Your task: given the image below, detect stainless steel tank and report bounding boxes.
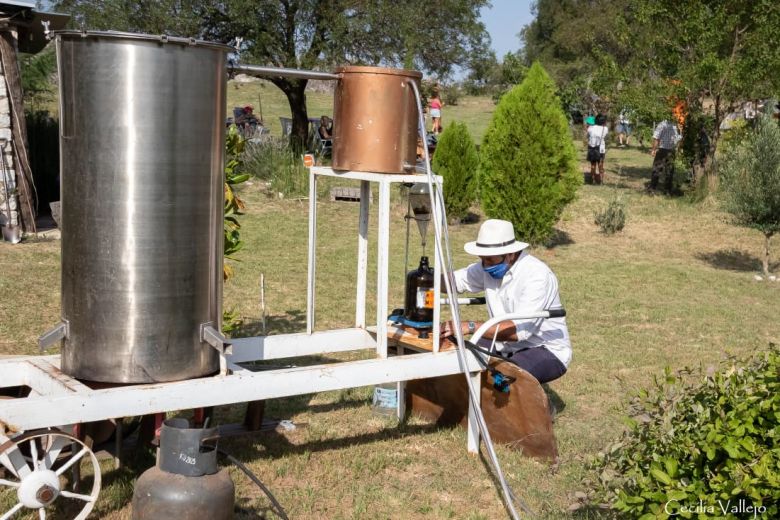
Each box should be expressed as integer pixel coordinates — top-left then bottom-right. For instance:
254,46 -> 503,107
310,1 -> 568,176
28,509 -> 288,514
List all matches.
55,31 -> 230,383
332,66 -> 422,174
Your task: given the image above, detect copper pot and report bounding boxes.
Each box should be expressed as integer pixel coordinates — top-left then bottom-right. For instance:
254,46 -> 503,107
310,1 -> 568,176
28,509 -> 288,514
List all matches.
332,66 -> 422,174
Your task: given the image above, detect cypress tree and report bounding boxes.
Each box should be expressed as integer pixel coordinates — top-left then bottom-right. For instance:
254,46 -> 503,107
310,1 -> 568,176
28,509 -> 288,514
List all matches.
479,62 -> 580,244
432,121 -> 479,222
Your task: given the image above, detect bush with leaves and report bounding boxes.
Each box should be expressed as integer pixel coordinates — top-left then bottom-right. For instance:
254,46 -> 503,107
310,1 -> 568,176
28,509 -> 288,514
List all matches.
479,62 -> 580,244
432,121 -> 478,222
242,138 -> 309,198
224,126 -> 250,280
718,109 -> 780,277
587,346 -> 780,518
594,195 -> 626,235
222,126 -> 251,334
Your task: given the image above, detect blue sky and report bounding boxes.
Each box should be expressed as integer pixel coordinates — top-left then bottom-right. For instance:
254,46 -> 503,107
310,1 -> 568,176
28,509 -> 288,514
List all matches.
481,0 -> 534,59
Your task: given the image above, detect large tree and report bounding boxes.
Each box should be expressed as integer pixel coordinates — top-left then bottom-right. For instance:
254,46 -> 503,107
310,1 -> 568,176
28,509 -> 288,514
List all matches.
522,0 -> 780,186
55,0 -> 491,147
624,0 -> 780,184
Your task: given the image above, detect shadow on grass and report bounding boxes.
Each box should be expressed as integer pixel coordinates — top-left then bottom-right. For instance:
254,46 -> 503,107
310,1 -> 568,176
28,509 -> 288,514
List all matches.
55,445 -> 156,519
542,385 -> 567,417
570,504 -> 617,518
696,249 -> 779,272
545,229 -> 575,249
263,390 -> 370,418
222,420 -> 444,460
235,309 -> 307,336
612,165 -> 650,182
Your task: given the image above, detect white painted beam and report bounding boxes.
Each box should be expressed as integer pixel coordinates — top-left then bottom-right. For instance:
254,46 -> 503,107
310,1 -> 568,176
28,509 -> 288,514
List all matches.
0,351 -> 483,431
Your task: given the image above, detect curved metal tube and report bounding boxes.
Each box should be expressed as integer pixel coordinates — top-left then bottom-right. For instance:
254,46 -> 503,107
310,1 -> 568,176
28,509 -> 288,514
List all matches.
229,63 -> 340,81
470,310 -> 565,345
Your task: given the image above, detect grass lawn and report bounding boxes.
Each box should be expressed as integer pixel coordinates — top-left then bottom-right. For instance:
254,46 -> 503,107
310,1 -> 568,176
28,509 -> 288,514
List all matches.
2,90 -> 778,518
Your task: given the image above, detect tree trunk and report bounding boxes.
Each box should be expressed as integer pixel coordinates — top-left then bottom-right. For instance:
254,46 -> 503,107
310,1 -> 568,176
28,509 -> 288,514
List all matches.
764,232 -> 773,277
0,32 -> 36,232
271,78 -> 310,152
704,95 -> 723,193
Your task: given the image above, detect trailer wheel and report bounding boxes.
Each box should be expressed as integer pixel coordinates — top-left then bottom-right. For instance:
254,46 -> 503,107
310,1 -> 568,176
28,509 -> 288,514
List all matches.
0,429 -> 101,519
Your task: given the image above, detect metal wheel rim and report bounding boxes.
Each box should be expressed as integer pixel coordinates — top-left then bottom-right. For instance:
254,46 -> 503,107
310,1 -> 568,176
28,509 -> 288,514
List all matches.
0,429 -> 101,520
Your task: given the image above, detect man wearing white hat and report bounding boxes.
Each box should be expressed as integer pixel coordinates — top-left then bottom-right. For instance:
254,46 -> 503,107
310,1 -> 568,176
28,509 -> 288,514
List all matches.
441,219 -> 571,384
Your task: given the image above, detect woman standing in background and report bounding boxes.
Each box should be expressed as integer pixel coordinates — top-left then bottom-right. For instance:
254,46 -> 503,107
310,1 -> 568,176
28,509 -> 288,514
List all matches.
429,89 -> 443,134
586,114 -> 609,185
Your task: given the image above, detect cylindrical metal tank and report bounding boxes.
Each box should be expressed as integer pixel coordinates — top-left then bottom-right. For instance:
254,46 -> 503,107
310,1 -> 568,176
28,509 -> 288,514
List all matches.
332,66 -> 422,174
55,31 -> 230,383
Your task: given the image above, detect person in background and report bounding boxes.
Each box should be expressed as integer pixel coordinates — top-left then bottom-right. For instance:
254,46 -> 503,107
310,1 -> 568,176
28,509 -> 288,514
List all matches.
440,219 -> 571,384
235,105 -> 258,136
429,89 -> 443,134
616,110 -> 632,147
318,115 -> 333,139
649,119 -> 682,194
586,114 -> 609,185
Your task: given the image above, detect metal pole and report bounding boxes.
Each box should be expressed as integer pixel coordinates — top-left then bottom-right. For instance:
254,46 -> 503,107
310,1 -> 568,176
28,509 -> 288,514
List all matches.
230,63 -> 340,81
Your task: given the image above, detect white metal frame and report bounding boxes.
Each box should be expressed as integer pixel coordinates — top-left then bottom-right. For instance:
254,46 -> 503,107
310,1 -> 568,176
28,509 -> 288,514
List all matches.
0,167 -> 483,455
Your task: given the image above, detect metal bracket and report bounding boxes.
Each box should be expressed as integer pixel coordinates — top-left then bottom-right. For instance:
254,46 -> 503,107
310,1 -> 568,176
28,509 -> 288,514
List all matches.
200,323 -> 233,356
38,321 -> 69,352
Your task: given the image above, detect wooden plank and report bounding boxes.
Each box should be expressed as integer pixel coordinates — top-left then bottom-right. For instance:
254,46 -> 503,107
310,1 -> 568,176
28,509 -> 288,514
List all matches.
387,324 -> 455,352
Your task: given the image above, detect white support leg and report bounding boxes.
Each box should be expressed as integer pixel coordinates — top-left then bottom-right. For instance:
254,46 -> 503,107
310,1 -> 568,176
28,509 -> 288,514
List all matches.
355,180 -> 370,329
396,346 -> 406,420
432,181 -> 442,353
467,370 -> 482,453
307,171 -> 318,334
376,181 -> 391,358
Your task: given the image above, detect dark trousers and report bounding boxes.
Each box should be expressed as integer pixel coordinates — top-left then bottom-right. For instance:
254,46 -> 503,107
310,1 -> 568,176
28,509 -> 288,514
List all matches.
503,346 -> 567,384
651,148 -> 675,192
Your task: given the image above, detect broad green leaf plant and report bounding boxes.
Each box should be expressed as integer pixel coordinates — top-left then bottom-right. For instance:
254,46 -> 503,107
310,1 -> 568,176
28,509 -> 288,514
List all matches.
589,346 -> 780,518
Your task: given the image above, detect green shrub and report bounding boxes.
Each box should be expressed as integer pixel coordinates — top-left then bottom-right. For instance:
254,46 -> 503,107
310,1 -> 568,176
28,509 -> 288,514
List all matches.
594,196 -> 626,235
718,109 -> 780,276
432,121 -> 478,222
479,62 -> 580,244
242,137 -> 309,198
224,126 -> 251,279
442,85 -> 461,107
588,346 -> 780,518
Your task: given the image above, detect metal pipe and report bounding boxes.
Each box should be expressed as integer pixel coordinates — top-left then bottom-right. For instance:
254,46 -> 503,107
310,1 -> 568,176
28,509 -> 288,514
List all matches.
229,63 -> 340,81
441,297 -> 486,306
408,79 -> 529,520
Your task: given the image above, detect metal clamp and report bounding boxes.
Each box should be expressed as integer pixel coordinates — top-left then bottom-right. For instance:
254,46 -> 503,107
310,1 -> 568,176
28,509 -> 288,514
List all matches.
200,323 -> 233,356
38,321 -> 69,352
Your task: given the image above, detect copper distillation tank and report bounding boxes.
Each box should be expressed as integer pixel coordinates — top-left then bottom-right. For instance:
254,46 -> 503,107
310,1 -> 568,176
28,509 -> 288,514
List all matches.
390,183 -> 434,337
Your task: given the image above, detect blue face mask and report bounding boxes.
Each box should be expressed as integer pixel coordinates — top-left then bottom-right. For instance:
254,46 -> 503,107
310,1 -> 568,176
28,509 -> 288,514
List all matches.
483,262 -> 509,279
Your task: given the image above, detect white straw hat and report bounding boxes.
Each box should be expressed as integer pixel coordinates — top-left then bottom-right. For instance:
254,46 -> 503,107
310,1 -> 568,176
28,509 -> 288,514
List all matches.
464,219 -> 529,256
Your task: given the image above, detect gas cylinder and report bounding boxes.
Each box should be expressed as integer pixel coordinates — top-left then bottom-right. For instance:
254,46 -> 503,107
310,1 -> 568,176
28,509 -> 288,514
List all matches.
404,256 -> 435,325
132,419 -> 234,519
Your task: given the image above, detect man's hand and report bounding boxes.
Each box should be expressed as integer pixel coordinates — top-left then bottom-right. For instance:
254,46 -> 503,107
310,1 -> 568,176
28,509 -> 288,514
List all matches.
440,319 -> 479,339
440,320 -> 455,339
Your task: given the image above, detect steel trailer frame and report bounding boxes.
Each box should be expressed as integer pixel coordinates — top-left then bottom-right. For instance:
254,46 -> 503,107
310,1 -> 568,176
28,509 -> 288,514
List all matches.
0,168 -> 484,518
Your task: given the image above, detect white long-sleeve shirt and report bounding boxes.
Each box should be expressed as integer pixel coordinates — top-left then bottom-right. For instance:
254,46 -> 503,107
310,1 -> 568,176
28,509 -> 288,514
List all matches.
452,251 -> 572,367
